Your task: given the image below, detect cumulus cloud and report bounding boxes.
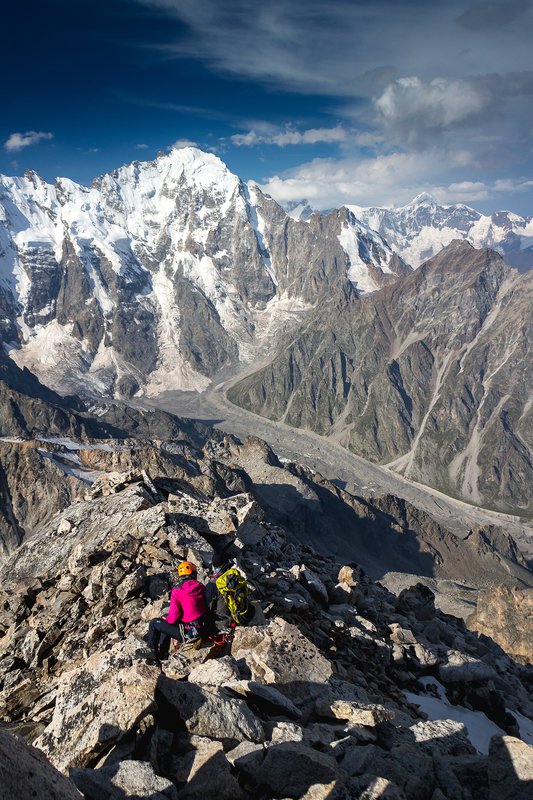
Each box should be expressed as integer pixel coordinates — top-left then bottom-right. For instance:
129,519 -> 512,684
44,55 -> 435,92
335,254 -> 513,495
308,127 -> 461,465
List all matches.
260,151 -> 442,209
259,150 -> 533,210
4,131 -> 53,152
231,124 -> 348,147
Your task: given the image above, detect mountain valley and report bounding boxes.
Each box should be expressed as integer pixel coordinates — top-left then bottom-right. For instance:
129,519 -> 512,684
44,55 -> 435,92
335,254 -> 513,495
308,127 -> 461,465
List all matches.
1,148 -> 532,798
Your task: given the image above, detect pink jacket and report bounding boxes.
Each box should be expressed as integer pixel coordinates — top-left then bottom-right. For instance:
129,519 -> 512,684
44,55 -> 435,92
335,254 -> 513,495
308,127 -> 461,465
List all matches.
165,578 -> 208,625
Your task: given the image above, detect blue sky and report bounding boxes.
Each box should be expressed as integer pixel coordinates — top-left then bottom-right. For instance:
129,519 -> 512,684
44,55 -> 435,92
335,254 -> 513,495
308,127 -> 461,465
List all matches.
2,0 -> 533,214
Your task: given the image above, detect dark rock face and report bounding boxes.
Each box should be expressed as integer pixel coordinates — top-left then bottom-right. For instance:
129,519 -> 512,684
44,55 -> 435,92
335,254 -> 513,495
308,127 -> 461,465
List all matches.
230,241 -> 533,512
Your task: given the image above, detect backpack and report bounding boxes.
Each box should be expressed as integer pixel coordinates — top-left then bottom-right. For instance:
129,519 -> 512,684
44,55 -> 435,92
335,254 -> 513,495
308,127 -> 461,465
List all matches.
215,568 -> 252,625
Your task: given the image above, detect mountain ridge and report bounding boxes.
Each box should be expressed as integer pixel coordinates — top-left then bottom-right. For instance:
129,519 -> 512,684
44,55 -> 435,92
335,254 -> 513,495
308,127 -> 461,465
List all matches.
0,148 -> 407,399
228,241 -> 533,512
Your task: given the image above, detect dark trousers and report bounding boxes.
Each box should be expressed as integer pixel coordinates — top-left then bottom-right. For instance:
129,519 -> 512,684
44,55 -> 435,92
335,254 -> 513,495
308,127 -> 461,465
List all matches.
147,618 -> 185,658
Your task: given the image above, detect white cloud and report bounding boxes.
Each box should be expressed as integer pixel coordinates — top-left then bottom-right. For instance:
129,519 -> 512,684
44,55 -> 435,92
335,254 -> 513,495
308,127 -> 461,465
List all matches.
231,124 -> 348,147
4,131 -> 54,152
136,143 -> 149,149
169,138 -> 198,150
259,150 -> 533,210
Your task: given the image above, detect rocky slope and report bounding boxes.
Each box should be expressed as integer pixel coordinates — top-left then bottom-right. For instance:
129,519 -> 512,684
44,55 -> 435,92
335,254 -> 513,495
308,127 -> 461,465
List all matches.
0,149 -> 407,399
347,193 -> 533,271
229,241 -> 533,513
0,452 -> 532,799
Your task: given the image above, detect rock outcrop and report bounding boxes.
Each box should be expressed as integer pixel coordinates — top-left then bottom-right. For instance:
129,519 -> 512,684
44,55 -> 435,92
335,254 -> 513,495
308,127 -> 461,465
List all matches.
468,585 -> 533,664
0,455 -> 532,799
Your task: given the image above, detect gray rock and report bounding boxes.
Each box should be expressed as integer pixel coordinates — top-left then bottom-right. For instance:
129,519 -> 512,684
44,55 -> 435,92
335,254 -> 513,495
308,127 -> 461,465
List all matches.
438,650 -> 497,684
315,698 -> 395,727
231,617 -> 333,703
70,760 -> 178,799
173,740 -> 241,800
157,676 -> 264,744
409,719 -> 476,756
349,774 -> 407,799
488,735 -> 533,800
340,743 -> 378,777
187,656 -> 241,687
254,742 -> 340,798
226,740 -> 266,779
0,727 -> 83,800
34,639 -> 160,771
227,679 -> 302,718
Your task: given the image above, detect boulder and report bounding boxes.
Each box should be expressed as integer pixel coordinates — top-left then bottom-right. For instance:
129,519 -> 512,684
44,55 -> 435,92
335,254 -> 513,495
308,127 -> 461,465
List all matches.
299,565 -> 329,605
338,566 -> 361,587
254,742 -> 340,798
34,639 -> 160,771
362,745 -> 435,799
395,584 -> 436,621
157,676 -> 264,745
488,735 -> 533,800
438,650 -> 497,684
433,753 -> 489,800
70,760 -> 178,799
408,719 -> 476,756
231,617 -> 334,703
187,656 -> 241,687
0,728 -> 83,800
315,698 -> 395,727
349,775 -> 406,799
226,740 -> 266,778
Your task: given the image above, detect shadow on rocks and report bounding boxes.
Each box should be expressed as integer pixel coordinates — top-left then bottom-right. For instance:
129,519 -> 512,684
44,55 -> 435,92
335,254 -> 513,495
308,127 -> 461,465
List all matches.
64,667 -> 533,800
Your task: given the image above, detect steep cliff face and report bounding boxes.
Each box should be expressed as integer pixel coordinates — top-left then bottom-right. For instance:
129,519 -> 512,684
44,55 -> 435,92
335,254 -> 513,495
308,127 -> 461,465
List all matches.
229,241 -> 533,512
0,149 -> 407,398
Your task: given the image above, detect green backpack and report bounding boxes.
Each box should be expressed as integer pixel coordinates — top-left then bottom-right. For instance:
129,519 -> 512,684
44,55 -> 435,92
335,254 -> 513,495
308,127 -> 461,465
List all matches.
215,568 -> 252,625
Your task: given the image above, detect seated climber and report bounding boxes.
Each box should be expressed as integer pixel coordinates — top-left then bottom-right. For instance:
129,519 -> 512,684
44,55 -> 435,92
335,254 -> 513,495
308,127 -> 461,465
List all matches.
205,552 -> 255,636
137,560 -> 208,661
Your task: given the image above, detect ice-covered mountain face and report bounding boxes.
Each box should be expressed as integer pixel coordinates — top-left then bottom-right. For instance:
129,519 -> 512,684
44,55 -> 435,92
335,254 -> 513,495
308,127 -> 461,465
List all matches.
348,194 -> 533,271
0,148 -> 408,398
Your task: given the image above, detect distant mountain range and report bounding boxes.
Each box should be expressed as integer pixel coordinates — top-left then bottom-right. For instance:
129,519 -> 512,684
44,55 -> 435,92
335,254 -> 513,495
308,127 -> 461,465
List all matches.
286,193 -> 533,271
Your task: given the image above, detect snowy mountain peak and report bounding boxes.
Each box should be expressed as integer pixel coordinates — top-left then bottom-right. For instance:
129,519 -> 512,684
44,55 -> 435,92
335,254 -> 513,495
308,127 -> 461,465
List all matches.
0,148 -> 407,399
409,192 -> 438,207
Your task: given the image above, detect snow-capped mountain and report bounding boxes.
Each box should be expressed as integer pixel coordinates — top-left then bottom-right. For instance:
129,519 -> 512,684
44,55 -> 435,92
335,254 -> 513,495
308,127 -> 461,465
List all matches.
0,148 -> 408,398
348,193 -> 533,270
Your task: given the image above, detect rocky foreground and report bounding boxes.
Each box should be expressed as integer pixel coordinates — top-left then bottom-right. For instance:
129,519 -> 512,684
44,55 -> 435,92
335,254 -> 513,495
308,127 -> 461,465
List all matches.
1,433 -> 532,799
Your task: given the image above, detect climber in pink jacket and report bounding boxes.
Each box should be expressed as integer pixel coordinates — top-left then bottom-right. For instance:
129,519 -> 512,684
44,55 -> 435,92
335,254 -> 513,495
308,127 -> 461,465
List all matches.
137,561 -> 208,661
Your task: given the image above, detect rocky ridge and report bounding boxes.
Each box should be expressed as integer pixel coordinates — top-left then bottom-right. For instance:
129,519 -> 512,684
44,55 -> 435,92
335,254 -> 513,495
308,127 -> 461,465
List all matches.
229,241 -> 533,512
0,454 -> 532,799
